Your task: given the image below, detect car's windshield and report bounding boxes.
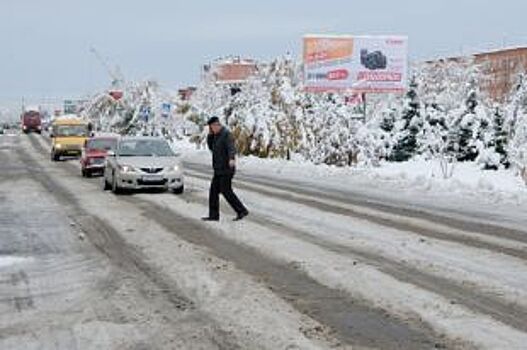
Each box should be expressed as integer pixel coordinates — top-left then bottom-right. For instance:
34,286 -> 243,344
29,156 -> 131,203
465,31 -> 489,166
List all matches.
117,139 -> 175,157
23,112 -> 40,121
54,125 -> 88,137
87,138 -> 117,151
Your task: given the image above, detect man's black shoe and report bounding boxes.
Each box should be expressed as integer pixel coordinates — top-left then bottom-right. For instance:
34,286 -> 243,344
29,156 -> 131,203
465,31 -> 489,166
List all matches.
201,217 -> 219,222
233,211 -> 249,221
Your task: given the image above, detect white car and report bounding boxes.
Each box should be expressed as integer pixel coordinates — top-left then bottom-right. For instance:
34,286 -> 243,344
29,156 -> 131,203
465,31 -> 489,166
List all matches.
103,136 -> 184,194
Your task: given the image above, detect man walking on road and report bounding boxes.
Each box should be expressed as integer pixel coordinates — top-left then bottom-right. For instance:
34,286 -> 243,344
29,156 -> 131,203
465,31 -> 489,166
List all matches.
202,117 -> 249,222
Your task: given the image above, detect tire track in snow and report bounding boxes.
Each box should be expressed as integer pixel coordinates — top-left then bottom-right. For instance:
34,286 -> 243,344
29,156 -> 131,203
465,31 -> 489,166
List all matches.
177,183 -> 527,334
127,196 -> 451,350
185,166 -> 527,262
21,135 -> 196,312
3,136 -> 240,350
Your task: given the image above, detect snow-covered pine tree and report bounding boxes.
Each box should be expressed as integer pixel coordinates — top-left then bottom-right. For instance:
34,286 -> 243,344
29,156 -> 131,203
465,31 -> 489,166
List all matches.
377,106 -> 398,160
391,76 -> 422,162
457,80 -> 479,161
418,104 -> 448,159
493,105 -> 509,167
506,74 -> 527,171
380,108 -> 395,133
448,62 -> 490,163
417,57 -> 473,116
506,73 -> 527,139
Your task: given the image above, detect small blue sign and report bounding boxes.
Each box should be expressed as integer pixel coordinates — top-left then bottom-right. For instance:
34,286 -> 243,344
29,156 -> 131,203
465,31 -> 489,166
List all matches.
140,105 -> 151,122
161,103 -> 171,118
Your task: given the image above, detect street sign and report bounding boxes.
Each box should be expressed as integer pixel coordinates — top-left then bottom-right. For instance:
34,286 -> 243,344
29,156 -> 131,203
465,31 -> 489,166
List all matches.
161,103 -> 171,118
139,105 -> 151,122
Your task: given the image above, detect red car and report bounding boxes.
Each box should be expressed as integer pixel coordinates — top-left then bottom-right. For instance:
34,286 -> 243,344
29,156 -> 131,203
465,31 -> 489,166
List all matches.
81,136 -> 118,177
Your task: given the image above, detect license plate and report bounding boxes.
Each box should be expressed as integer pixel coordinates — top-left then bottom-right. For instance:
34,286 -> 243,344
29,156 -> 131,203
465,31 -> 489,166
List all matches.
142,175 -> 164,182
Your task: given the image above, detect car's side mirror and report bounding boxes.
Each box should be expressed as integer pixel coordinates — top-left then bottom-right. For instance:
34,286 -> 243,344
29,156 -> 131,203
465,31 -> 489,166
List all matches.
107,150 -> 116,157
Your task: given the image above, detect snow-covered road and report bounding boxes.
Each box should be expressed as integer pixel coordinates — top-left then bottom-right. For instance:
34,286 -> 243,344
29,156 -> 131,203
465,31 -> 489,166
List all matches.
2,132 -> 527,349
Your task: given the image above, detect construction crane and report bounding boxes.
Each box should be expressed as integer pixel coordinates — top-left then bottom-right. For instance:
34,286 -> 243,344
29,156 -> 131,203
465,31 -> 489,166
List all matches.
89,47 -> 125,88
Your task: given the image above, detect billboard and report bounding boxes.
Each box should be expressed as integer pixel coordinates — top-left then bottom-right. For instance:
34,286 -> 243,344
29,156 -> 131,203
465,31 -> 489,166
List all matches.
303,35 -> 408,93
63,99 -> 87,114
63,100 -> 77,114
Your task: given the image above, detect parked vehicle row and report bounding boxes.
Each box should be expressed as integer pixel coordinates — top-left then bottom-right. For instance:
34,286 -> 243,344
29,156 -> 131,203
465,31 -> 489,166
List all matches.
44,117 -> 184,195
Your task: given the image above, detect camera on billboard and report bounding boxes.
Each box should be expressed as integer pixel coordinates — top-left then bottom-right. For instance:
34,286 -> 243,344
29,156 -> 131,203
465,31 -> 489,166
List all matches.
360,49 -> 387,70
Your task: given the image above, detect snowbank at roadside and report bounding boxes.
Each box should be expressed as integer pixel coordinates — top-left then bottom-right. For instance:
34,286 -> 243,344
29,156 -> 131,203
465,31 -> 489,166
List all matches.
183,147 -> 527,210
0,256 -> 32,268
367,159 -> 527,204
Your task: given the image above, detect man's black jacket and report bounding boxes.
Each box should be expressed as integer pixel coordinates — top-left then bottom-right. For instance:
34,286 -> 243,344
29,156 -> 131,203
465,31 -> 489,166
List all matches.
207,127 -> 236,175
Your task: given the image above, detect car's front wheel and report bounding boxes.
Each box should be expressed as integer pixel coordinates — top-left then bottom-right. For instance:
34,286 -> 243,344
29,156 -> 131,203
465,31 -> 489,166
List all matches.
172,185 -> 184,195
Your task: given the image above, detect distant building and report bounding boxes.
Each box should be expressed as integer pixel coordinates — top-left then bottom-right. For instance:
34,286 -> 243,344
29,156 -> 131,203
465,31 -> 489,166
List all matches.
429,47 -> 527,102
203,57 -> 258,85
474,47 -> 527,101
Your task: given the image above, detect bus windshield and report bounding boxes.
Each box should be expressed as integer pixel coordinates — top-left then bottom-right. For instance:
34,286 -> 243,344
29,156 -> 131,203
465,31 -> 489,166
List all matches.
53,125 -> 88,137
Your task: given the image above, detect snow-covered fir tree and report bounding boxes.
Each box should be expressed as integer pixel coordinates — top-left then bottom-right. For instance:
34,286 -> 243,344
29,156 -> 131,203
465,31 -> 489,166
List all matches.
507,74 -> 527,170
418,104 -> 449,159
390,76 -> 422,162
447,63 -> 492,163
492,105 -> 509,167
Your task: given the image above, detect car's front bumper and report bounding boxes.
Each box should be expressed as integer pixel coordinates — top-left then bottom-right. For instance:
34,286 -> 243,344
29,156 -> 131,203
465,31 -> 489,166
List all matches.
84,164 -> 105,173
117,172 -> 184,190
55,145 -> 82,156
84,159 -> 106,171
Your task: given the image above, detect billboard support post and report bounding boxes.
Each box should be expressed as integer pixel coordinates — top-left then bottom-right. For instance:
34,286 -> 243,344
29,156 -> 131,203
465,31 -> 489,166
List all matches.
362,92 -> 367,120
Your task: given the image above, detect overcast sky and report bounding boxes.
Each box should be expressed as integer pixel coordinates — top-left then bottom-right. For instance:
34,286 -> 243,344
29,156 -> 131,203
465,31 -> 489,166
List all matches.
1,0 -> 526,107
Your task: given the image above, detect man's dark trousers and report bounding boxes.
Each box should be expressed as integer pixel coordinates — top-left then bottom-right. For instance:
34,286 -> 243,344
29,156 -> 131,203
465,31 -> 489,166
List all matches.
209,173 -> 247,219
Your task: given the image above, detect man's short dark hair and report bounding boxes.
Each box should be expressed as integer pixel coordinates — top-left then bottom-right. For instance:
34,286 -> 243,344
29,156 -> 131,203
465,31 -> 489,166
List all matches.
207,116 -> 220,125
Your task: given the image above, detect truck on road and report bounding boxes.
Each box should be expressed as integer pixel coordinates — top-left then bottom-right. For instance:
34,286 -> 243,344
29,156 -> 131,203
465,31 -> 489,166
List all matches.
21,109 -> 42,134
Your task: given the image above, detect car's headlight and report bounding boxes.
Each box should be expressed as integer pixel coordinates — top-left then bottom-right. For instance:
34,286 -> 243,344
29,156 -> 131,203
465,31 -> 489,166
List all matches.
172,164 -> 180,172
118,164 -> 136,173
55,144 -> 62,149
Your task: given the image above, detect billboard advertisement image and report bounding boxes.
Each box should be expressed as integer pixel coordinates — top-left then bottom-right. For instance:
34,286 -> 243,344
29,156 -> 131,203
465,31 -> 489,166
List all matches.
303,35 -> 408,93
